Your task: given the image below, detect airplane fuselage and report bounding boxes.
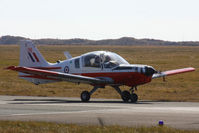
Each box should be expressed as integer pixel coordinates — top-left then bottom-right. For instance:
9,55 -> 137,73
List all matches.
49,55 -> 155,87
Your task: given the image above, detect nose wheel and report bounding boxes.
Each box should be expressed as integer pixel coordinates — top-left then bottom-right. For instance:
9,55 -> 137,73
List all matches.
121,90 -> 131,102
129,86 -> 138,103
121,91 -> 138,103
113,86 -> 138,103
130,93 -> 138,103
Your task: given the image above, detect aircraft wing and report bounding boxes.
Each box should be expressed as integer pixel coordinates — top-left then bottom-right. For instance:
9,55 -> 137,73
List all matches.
152,67 -> 195,79
6,66 -> 113,85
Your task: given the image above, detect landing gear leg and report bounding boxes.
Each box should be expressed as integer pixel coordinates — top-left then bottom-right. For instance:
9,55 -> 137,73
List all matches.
81,86 -> 99,102
130,86 -> 138,103
112,86 -> 131,102
112,86 -> 122,96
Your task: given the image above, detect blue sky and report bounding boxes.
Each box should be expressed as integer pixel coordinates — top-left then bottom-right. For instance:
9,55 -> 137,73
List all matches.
0,0 -> 199,41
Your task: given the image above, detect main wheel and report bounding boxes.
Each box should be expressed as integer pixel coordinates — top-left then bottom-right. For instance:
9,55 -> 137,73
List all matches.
130,93 -> 138,103
81,91 -> 90,102
121,90 -> 131,102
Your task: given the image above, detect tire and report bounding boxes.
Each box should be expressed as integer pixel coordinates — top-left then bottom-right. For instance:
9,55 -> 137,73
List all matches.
130,93 -> 138,103
81,91 -> 90,102
121,91 -> 131,102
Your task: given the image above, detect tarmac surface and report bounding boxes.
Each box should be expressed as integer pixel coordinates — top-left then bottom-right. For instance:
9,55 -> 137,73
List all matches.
0,95 -> 199,130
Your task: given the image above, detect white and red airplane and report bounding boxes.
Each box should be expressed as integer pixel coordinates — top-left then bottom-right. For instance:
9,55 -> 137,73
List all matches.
7,40 -> 195,102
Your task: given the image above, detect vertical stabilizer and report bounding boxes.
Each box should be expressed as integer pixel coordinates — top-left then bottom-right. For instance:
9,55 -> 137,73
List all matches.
20,40 -> 49,67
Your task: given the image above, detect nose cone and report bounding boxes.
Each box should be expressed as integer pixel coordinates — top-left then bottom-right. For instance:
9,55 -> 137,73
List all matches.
145,66 -> 157,76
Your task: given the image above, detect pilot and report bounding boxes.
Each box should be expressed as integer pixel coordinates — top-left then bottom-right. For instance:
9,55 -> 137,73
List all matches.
104,55 -> 111,63
104,55 -> 117,68
94,56 -> 100,67
90,55 -> 100,67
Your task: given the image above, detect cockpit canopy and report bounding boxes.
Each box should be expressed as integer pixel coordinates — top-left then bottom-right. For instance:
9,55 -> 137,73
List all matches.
82,51 -> 129,68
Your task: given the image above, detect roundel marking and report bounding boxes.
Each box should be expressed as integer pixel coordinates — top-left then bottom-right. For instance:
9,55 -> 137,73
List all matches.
64,66 -> 69,73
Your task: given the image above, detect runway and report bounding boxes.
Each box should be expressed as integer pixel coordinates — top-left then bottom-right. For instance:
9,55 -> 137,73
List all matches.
0,95 -> 199,130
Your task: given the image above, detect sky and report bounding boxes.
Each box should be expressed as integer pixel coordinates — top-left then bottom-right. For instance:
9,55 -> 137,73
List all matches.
0,0 -> 199,41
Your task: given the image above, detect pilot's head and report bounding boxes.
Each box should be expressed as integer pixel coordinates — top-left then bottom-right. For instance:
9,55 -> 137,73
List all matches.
105,55 -> 111,62
95,56 -> 100,63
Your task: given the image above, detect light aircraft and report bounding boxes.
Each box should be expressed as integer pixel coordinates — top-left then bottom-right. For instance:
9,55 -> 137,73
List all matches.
7,40 -> 195,103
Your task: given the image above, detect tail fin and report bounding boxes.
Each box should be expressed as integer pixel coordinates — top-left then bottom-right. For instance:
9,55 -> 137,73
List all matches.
20,40 -> 49,67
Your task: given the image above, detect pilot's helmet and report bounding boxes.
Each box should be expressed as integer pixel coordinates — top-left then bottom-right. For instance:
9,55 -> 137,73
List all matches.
105,55 -> 111,62
95,55 -> 100,63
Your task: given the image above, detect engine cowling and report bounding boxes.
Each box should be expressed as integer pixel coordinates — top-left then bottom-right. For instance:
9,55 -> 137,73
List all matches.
144,66 -> 157,76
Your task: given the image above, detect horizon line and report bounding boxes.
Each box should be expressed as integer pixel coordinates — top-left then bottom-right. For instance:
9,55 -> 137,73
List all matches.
1,35 -> 199,42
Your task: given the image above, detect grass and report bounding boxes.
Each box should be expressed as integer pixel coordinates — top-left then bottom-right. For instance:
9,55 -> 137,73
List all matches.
0,45 -> 199,101
0,120 -> 199,133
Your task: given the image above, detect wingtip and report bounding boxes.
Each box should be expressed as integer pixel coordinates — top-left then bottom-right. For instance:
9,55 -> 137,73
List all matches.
5,66 -> 16,70
187,67 -> 195,71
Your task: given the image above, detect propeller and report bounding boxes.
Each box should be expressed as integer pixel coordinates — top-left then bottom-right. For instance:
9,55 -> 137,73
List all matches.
156,70 -> 166,82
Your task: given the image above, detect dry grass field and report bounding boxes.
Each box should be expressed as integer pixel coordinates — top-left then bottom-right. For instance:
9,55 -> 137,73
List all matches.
0,120 -> 199,133
0,45 -> 198,101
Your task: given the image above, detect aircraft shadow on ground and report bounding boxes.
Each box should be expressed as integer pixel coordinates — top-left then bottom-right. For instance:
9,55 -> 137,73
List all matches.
8,98 -> 154,105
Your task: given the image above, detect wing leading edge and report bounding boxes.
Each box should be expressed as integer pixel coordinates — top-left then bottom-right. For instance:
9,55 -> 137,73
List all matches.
152,67 -> 195,79
6,66 -> 113,85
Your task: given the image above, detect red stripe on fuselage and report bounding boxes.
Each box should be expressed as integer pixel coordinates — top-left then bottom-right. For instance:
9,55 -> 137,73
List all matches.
81,72 -> 152,86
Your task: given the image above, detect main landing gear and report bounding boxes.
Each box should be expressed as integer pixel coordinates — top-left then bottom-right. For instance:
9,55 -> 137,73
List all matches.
81,86 -> 99,102
80,86 -> 138,103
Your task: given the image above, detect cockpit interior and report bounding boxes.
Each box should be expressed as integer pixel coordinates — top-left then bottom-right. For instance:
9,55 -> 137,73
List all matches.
82,51 -> 129,68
